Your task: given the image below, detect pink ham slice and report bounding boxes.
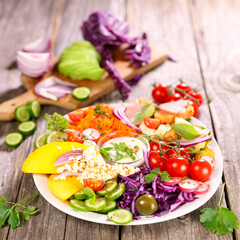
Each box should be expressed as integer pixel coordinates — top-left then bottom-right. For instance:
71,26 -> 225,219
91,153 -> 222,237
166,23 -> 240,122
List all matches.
159,99 -> 189,114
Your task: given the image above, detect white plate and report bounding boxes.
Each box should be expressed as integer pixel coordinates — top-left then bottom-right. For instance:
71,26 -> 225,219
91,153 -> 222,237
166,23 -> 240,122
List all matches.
33,113 -> 223,225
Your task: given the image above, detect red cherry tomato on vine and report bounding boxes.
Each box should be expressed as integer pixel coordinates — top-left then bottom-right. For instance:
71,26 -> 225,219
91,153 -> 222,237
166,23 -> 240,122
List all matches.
144,118 -> 161,129
175,83 -> 192,97
149,152 -> 168,171
167,148 -> 190,159
190,159 -> 212,182
83,179 -> 104,191
152,84 -> 170,103
149,141 -> 169,153
166,92 -> 182,102
166,156 -> 190,177
188,100 -> 199,117
187,90 -> 203,106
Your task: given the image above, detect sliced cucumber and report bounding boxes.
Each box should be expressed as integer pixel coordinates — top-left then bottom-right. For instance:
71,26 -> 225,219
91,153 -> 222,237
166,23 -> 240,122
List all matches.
34,131 -> 50,149
5,132 -> 23,148
96,179 -> 118,196
98,199 -> 117,214
18,121 -> 36,136
74,189 -> 88,200
85,197 -> 106,212
69,199 -> 88,212
45,131 -> 68,144
27,100 -> 41,118
105,183 -> 126,200
72,87 -> 91,101
14,105 -> 30,122
107,209 -> 133,225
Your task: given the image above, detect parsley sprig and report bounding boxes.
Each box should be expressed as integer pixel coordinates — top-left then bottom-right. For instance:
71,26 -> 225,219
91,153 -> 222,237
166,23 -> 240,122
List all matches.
0,192 -> 40,229
200,183 -> 239,235
44,113 -> 69,132
94,104 -> 111,118
145,168 -> 170,183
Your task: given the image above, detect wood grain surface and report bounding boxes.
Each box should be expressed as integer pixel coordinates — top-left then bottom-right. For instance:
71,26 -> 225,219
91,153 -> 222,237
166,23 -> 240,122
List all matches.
0,0 -> 239,239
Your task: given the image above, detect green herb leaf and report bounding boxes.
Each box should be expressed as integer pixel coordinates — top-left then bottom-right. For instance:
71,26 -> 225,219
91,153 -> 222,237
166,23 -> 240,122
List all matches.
22,206 -> 38,216
99,148 -> 110,160
0,209 -> 11,227
145,174 -> 157,184
131,104 -> 155,123
171,123 -> 198,140
44,113 -> 69,132
0,203 -> 11,226
8,209 -> 20,229
150,168 -> 160,175
160,171 -> 170,181
103,147 -> 113,151
200,183 -> 239,235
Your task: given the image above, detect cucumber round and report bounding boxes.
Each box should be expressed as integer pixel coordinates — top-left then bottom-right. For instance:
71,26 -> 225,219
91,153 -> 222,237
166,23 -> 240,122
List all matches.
72,87 -> 91,101
34,131 -> 50,149
5,132 -> 23,148
98,199 -> 117,213
107,209 -> 133,225
85,197 -> 107,212
18,121 -> 36,136
69,199 -> 88,212
14,105 -> 30,122
96,179 -> 118,196
74,189 -> 88,200
26,100 -> 41,118
105,183 -> 126,200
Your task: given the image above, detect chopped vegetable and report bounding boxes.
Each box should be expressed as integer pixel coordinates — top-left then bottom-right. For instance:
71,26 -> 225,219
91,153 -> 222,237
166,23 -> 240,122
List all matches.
107,209 -> 133,225
44,112 -> 69,132
22,36 -> 51,53
5,132 -> 23,148
14,105 -> 30,122
18,121 -> 36,136
54,150 -> 83,166
34,131 -> 50,149
200,183 -> 239,235
26,100 -> 41,118
72,87 -> 91,101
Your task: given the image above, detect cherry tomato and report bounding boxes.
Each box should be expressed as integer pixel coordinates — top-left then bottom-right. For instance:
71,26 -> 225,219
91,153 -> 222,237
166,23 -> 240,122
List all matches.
149,152 -> 168,171
175,83 -> 192,97
167,148 -> 190,159
67,131 -> 84,143
68,109 -> 85,122
149,141 -> 169,153
190,159 -> 212,182
144,118 -> 161,129
166,92 -> 182,102
186,90 -> 203,106
166,156 -> 190,177
188,100 -> 199,117
152,84 -> 170,103
83,179 -> 104,191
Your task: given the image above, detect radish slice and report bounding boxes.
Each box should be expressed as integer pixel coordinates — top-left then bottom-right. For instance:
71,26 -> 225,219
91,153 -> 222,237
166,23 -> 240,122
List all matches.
23,36 -> 51,53
178,179 -> 199,193
83,128 -> 100,141
200,156 -> 215,169
194,182 -> 209,194
53,171 -> 81,180
163,177 -> 181,186
83,140 -> 97,147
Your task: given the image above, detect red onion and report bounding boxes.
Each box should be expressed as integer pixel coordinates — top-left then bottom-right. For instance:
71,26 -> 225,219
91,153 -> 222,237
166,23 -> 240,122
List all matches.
23,36 -> 51,53
53,171 -> 81,180
143,150 -> 150,168
17,51 -> 52,78
54,150 -> 83,166
34,76 -> 77,100
176,135 -> 212,147
113,107 -> 141,133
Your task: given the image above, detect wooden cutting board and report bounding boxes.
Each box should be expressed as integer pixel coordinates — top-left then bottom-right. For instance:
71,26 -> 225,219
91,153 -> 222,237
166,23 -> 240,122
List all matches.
0,46 -> 167,121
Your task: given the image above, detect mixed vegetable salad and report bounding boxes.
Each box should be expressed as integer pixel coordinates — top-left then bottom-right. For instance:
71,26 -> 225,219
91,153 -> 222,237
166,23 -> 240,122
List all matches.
21,98 -> 218,225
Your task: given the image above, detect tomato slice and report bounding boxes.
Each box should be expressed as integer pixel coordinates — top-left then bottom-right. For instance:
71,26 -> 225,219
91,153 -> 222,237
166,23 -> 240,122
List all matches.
68,110 -> 85,122
83,179 -> 104,191
67,131 -> 84,143
144,118 -> 161,129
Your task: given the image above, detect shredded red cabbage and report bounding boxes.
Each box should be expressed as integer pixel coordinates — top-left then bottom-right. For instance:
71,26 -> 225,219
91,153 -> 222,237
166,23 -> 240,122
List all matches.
118,167 -> 196,219
81,11 -> 151,99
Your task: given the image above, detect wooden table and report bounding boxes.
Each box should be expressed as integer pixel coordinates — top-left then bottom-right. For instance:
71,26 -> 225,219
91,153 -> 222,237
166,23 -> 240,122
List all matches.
0,0 -> 239,239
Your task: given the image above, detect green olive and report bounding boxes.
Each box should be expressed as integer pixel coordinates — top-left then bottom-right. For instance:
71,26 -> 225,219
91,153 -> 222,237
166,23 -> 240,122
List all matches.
135,194 -> 158,215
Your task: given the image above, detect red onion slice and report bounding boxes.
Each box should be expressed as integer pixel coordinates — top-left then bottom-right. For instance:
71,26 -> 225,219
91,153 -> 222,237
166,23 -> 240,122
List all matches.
53,171 -> 81,180
176,135 -> 212,147
23,36 -> 51,53
143,150 -> 150,168
54,150 -> 83,166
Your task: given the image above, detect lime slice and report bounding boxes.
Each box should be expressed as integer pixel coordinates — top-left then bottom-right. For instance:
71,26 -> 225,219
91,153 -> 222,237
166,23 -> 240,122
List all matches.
34,131 -> 50,149
72,87 -> 91,101
18,121 -> 36,136
107,209 -> 133,224
5,132 -> 23,148
45,131 -> 68,144
14,105 -> 30,122
27,100 -> 41,118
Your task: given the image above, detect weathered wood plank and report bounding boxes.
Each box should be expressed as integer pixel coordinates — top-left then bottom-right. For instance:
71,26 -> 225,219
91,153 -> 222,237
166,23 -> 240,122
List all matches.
123,0 -> 231,239
189,0 -> 240,239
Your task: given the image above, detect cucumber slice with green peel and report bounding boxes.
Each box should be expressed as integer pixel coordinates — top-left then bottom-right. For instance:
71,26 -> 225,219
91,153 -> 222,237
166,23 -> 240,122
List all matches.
107,209 -> 133,225
14,105 -> 30,122
98,199 -> 117,213
5,132 -> 23,148
34,131 -> 50,149
72,87 -> 91,101
96,179 -> 118,196
74,189 -> 88,200
45,131 -> 68,144
105,183 -> 126,200
26,100 -> 41,118
69,199 -> 88,212
18,121 -> 36,136
85,197 -> 107,212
